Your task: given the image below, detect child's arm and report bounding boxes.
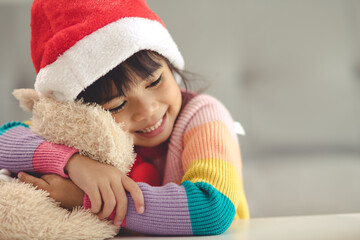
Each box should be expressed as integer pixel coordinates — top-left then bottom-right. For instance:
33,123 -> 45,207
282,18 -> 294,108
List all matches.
83,95 -> 249,235
0,121 -> 77,177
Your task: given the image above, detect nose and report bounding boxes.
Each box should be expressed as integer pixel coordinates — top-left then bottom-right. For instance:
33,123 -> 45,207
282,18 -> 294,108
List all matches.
132,97 -> 158,122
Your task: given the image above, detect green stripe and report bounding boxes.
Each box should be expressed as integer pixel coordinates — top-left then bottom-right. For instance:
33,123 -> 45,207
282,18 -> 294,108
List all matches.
0,121 -> 29,136
181,180 -> 235,235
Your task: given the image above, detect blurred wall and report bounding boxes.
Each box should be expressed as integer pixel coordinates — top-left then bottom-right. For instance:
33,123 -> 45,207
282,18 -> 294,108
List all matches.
148,0 -> 360,157
0,2 -> 34,123
0,0 -> 359,217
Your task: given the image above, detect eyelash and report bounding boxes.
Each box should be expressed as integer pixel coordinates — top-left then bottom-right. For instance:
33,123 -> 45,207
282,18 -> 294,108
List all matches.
108,76 -> 162,114
146,75 -> 162,89
109,101 -> 127,113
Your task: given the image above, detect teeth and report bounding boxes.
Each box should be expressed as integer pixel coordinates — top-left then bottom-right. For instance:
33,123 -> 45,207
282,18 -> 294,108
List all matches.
138,117 -> 163,133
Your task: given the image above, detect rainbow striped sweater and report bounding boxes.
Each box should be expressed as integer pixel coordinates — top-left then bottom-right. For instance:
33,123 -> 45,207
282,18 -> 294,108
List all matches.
0,92 -> 249,235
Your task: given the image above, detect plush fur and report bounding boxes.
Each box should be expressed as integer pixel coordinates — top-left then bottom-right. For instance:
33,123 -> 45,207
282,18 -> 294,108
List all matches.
0,180 -> 119,240
12,89 -> 136,173
0,88 -> 138,239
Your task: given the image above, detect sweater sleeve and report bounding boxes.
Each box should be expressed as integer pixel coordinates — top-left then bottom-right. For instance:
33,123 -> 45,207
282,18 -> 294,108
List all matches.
0,121 -> 78,177
84,95 -> 249,235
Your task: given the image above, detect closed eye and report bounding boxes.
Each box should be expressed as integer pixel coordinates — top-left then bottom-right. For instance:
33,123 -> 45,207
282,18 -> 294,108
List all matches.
108,101 -> 127,113
146,76 -> 162,89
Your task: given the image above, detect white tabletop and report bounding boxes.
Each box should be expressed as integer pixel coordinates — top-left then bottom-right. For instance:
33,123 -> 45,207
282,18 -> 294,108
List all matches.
113,213 -> 360,240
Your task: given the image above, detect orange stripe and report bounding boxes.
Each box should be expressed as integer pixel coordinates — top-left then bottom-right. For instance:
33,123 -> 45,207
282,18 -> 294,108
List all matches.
182,121 -> 243,178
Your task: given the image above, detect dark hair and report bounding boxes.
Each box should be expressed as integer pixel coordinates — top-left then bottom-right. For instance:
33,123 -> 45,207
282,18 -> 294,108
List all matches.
76,50 -> 193,105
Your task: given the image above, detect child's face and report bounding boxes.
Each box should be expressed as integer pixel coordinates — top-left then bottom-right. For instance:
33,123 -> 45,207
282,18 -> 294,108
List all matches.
101,59 -> 182,147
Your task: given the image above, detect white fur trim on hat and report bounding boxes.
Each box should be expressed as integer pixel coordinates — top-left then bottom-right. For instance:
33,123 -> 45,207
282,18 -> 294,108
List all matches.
34,17 -> 184,101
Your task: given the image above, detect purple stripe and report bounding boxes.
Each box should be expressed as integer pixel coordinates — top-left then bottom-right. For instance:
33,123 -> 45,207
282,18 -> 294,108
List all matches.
0,126 -> 44,173
126,182 -> 193,235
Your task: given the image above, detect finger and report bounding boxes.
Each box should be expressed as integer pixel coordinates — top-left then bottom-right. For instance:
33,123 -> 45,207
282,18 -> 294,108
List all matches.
87,187 -> 103,214
111,181 -> 128,226
97,183 -> 116,220
18,172 -> 49,191
41,174 -> 62,183
121,176 -> 144,214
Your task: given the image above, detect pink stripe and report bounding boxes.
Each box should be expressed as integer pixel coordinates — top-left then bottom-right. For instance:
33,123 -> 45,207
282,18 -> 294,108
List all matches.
185,95 -> 237,140
33,141 -> 78,177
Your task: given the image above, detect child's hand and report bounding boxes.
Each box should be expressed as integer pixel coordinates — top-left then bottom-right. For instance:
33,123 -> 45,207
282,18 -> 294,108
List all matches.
65,153 -> 144,226
17,172 -> 84,209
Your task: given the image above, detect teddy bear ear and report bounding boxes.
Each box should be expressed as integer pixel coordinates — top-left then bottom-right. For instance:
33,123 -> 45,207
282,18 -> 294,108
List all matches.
12,89 -> 40,112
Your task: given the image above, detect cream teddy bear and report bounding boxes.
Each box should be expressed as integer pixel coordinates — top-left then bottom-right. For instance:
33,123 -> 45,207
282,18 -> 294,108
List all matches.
0,88 -> 138,240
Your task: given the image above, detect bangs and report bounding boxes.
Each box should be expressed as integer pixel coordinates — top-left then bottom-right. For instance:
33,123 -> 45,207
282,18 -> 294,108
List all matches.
76,50 -> 163,104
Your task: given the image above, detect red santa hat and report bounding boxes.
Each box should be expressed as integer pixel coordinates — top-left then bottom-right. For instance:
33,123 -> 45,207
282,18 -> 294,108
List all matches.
31,0 -> 184,101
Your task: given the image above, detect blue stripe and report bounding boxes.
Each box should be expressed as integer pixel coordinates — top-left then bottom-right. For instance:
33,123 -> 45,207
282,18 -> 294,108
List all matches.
0,122 -> 29,136
181,180 -> 235,235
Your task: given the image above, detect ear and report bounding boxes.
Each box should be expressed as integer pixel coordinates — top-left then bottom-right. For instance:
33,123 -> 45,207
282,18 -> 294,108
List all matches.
12,89 -> 40,112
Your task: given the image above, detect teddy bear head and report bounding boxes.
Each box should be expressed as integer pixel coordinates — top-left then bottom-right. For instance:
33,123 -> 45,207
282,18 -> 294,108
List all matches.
12,89 -> 136,174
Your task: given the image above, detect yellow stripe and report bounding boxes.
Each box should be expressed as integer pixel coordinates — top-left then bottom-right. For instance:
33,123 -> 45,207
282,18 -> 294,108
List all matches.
23,120 -> 32,126
182,158 -> 249,219
235,192 -> 250,219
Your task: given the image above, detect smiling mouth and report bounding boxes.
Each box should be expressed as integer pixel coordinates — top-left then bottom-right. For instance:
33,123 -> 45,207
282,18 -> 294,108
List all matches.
136,116 -> 164,133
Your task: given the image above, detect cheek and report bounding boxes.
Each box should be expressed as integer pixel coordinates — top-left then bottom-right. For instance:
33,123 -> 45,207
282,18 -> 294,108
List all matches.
113,114 -> 131,131
170,86 -> 182,111
163,82 -> 181,107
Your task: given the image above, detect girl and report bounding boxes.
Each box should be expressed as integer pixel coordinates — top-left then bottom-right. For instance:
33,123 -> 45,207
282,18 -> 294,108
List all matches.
0,0 -> 249,235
